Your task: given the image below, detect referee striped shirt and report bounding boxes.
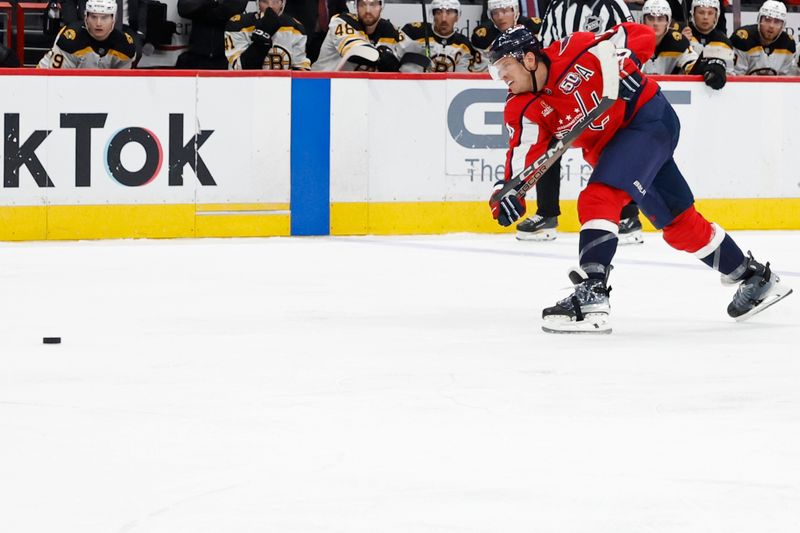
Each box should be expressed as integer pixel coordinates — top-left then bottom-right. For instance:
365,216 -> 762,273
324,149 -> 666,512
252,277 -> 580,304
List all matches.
537,0 -> 634,46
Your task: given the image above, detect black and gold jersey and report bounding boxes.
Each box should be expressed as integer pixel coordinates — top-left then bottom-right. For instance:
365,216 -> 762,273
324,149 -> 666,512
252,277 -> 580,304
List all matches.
731,24 -> 797,76
396,22 -> 476,72
686,23 -> 734,74
225,11 -> 310,70
470,17 -> 542,72
38,22 -> 136,69
643,29 -> 698,75
312,13 -> 400,71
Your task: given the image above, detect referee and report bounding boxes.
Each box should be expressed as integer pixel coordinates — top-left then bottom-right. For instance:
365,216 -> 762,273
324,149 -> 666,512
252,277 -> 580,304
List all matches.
514,0 -> 644,244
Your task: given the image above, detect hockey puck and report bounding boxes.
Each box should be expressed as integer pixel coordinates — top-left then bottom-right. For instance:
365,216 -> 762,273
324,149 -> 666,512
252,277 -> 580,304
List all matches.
43,337 -> 61,344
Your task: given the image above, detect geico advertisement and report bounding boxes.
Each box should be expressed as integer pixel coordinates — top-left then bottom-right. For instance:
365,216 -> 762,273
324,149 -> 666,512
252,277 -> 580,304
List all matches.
444,79 -> 800,201
0,76 -> 291,206
445,78 -> 594,201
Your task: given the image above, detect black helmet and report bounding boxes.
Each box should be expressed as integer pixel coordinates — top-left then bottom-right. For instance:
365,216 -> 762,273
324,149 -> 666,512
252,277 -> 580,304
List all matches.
488,25 -> 542,63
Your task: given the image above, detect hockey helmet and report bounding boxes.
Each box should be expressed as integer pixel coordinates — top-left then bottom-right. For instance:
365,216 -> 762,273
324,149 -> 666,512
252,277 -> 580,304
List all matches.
488,24 -> 541,63
758,0 -> 787,22
347,0 -> 384,14
642,0 -> 672,20
85,0 -> 117,15
430,0 -> 461,16
691,0 -> 720,11
690,0 -> 719,27
488,0 -> 519,14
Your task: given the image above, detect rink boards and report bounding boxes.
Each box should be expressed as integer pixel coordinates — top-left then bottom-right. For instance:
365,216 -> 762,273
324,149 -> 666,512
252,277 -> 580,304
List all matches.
0,70 -> 799,240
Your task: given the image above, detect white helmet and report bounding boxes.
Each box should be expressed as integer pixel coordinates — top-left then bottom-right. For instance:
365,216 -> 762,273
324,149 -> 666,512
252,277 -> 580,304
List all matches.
85,0 -> 117,15
642,0 -> 672,20
488,0 -> 519,14
690,0 -> 719,25
691,0 -> 720,11
758,0 -> 787,22
347,0 -> 384,14
430,0 -> 461,16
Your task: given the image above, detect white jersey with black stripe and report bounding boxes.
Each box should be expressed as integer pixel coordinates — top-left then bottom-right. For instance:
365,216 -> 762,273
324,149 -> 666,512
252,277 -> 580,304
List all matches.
537,0 -> 633,46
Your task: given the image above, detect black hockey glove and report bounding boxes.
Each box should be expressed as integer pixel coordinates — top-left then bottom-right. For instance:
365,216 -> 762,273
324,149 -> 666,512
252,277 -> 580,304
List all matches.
375,45 -> 400,72
239,29 -> 272,68
250,28 -> 272,49
490,181 -> 527,227
695,57 -> 726,90
257,7 -> 281,36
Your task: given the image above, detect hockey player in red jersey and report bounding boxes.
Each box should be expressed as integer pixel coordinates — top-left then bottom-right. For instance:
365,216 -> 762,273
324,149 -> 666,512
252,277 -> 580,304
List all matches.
487,23 -> 792,334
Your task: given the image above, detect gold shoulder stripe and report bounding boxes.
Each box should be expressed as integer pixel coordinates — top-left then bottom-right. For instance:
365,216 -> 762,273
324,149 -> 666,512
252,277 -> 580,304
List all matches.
73,46 -> 95,57
109,49 -> 132,61
278,25 -> 303,35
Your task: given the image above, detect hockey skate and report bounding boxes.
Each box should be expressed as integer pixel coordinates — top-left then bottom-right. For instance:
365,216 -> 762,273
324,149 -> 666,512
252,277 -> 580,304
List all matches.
542,267 -> 612,334
516,214 -> 558,241
725,253 -> 793,321
617,216 -> 644,245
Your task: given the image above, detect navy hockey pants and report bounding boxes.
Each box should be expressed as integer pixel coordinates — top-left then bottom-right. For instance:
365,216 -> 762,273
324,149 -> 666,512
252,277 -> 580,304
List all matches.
589,90 -> 695,230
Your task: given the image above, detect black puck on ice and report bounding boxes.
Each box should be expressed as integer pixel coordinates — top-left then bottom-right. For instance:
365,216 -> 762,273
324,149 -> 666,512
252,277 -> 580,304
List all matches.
43,337 -> 61,344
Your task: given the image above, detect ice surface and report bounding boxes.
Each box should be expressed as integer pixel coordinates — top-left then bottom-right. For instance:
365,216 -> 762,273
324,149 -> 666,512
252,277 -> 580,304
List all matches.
1,232 -> 798,533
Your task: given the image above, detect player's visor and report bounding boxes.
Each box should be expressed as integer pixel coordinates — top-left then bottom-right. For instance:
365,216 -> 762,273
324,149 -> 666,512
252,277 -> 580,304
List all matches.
488,54 -> 521,82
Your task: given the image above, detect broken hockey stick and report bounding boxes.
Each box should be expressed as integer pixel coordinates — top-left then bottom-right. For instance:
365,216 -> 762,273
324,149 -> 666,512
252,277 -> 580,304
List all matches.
495,39 -> 621,200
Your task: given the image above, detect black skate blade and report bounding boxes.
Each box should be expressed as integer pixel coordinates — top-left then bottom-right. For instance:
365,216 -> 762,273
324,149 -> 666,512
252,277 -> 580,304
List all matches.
734,287 -> 793,322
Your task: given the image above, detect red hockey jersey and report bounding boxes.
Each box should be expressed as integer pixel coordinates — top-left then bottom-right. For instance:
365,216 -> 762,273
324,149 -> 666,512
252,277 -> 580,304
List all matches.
503,23 -> 659,179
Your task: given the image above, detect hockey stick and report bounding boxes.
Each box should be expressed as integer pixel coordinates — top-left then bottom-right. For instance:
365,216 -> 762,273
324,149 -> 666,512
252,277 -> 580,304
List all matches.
420,0 -> 432,62
496,39 -> 620,200
495,96 -> 616,200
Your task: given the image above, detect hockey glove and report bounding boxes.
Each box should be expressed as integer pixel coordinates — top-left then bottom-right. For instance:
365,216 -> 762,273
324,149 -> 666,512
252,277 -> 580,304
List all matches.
251,28 -> 273,49
490,181 -> 526,227
257,7 -> 282,35
695,57 -> 727,90
619,69 -> 643,102
375,45 -> 400,72
239,29 -> 272,68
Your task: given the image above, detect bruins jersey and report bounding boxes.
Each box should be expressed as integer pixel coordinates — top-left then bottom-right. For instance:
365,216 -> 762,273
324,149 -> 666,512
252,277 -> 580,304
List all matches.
225,12 -> 310,70
470,17 -> 542,73
642,29 -> 698,75
686,23 -> 734,74
38,22 -> 135,69
312,13 -> 400,71
396,22 -> 476,72
731,24 -> 797,76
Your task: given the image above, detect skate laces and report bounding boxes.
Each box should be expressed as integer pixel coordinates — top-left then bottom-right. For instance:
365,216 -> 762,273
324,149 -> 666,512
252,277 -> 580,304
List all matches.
557,279 -> 609,310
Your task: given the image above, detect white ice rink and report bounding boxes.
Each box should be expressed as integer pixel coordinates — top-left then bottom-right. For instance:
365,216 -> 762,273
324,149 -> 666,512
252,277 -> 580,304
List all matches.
1,231 -> 799,533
